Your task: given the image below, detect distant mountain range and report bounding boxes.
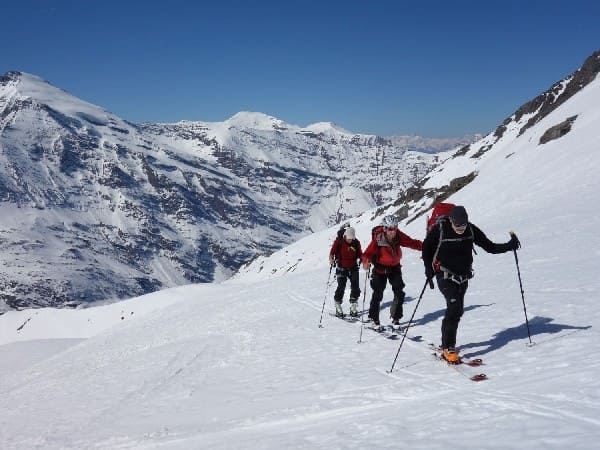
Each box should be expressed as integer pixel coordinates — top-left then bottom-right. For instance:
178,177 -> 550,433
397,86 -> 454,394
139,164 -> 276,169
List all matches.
386,134 -> 482,154
0,73 -> 452,311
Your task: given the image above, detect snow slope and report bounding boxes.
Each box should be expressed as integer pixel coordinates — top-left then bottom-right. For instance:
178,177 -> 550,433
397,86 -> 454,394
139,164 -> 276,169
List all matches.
1,64 -> 600,449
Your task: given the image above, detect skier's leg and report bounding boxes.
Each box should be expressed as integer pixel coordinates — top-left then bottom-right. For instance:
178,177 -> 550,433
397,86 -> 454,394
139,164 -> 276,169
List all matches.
348,268 -> 361,316
333,268 -> 348,303
348,267 -> 361,301
389,269 -> 406,322
438,277 -> 465,349
369,271 -> 386,324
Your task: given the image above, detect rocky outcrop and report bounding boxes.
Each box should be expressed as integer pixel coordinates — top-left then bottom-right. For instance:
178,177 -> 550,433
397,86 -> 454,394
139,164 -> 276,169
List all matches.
539,116 -> 578,144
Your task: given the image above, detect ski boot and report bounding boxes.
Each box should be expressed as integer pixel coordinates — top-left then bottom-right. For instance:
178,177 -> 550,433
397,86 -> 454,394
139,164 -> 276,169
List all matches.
442,347 -> 460,364
335,302 -> 345,318
349,302 -> 358,317
369,316 -> 383,332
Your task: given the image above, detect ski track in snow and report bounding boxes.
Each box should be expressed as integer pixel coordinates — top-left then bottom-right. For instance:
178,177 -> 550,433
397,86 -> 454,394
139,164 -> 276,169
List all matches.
1,267 -> 599,449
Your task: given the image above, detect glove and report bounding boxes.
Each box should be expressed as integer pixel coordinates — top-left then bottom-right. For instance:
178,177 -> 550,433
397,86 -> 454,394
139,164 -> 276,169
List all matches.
425,266 -> 435,289
425,266 -> 434,279
508,232 -> 521,251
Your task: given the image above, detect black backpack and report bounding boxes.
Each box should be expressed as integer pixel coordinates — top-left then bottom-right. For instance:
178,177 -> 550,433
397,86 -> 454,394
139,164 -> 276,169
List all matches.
333,223 -> 350,261
336,222 -> 350,240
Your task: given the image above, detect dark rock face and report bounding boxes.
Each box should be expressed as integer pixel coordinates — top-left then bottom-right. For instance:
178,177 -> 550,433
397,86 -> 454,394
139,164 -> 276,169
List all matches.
539,116 -> 578,144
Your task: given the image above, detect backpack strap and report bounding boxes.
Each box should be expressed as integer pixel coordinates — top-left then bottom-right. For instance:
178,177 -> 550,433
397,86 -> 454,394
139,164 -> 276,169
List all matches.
431,221 -> 444,271
432,219 -> 475,272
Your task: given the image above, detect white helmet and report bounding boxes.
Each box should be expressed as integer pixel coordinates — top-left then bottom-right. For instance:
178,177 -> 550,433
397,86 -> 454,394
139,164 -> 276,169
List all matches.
382,215 -> 399,228
343,226 -> 356,239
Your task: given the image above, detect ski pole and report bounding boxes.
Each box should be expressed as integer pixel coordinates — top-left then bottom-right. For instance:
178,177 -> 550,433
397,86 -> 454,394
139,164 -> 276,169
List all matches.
318,264 -> 334,328
357,266 -> 370,343
387,278 -> 428,373
510,232 -> 533,346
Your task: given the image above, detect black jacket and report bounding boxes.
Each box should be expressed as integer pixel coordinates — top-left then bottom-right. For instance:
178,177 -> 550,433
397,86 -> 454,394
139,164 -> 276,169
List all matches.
423,219 -> 512,277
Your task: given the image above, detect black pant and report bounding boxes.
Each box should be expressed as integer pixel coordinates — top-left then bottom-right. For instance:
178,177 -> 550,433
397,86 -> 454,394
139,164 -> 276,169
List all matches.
368,267 -> 405,321
436,274 -> 468,349
334,267 -> 361,303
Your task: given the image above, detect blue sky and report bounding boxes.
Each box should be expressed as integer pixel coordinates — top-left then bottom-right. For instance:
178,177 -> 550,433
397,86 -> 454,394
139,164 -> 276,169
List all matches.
2,0 -> 599,137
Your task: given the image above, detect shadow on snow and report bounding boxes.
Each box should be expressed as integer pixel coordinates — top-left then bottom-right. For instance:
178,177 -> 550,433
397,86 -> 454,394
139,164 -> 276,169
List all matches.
460,316 -> 591,358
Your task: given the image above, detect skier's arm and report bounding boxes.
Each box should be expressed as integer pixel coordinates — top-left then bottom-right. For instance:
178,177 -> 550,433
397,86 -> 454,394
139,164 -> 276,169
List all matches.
329,239 -> 339,265
421,230 -> 438,285
361,239 -> 377,269
398,231 -> 423,251
472,224 -> 514,254
422,229 -> 437,269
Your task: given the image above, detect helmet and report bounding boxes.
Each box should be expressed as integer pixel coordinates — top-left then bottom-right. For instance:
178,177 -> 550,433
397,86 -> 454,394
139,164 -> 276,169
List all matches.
343,226 -> 356,239
382,215 -> 399,228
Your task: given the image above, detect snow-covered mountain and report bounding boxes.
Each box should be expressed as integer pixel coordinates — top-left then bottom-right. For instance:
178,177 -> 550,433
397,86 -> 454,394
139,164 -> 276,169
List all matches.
1,51 -> 599,450
0,74 -> 434,311
386,133 -> 481,154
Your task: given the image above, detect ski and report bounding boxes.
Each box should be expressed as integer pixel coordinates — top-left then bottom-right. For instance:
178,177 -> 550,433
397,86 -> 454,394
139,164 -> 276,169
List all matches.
329,314 -> 423,343
364,324 -> 424,342
428,344 -> 487,382
328,312 -> 359,323
365,324 -> 404,340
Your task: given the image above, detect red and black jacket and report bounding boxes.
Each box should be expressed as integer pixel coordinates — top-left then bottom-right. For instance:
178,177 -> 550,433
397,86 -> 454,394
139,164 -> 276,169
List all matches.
362,230 -> 422,272
329,238 -> 362,269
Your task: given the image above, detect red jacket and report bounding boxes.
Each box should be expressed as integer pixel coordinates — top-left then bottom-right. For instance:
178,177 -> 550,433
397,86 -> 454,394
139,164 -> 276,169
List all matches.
362,229 -> 422,269
329,238 -> 362,269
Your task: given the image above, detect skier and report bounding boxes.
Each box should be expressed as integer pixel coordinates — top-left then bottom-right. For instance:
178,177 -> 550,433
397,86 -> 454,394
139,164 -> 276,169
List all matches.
328,226 -> 363,317
422,205 -> 520,363
361,215 -> 423,329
